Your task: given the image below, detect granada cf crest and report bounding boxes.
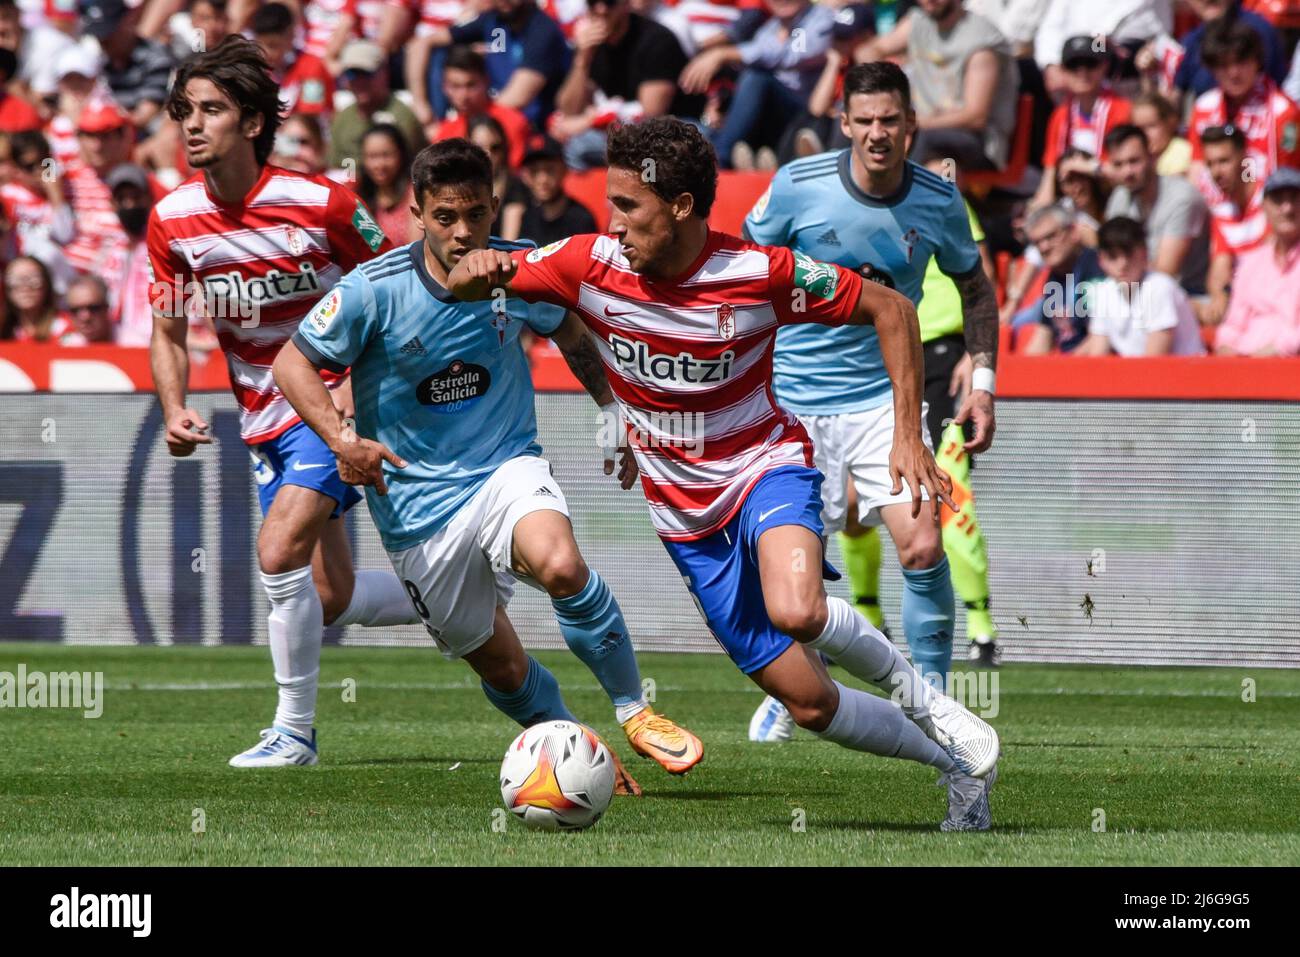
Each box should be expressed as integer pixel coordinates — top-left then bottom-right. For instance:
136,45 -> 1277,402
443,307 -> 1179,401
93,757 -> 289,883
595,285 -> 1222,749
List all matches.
717,303 -> 736,339
285,225 -> 305,256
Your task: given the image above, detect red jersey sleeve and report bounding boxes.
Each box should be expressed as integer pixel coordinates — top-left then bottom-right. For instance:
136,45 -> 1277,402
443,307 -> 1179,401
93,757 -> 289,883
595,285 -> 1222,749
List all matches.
506,234 -> 597,309
146,207 -> 189,319
766,245 -> 863,327
1189,103 -> 1210,162
1274,98 -> 1300,169
324,180 -> 393,271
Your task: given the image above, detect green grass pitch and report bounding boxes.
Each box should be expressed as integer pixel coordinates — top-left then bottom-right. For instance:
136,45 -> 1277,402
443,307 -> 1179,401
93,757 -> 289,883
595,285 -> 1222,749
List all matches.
1,642 -> 1297,866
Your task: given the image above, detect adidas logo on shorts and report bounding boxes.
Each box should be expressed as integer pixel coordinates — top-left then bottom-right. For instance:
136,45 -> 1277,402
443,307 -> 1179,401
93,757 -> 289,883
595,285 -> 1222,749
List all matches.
400,336 -> 427,356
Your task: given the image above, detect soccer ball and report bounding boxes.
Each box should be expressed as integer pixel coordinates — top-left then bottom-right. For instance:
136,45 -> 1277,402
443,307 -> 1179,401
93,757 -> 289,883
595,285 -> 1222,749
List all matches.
500,720 -> 615,831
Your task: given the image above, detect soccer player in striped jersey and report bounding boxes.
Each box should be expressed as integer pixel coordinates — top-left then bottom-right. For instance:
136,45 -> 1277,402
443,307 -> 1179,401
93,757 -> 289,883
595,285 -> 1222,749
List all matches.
273,139 -> 702,779
742,63 -> 1003,741
148,36 -> 422,768
446,117 -> 1001,830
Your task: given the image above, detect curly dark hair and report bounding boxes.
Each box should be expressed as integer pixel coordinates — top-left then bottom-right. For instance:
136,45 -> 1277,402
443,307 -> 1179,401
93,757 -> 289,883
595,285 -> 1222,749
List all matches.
606,118 -> 717,219
166,35 -> 286,166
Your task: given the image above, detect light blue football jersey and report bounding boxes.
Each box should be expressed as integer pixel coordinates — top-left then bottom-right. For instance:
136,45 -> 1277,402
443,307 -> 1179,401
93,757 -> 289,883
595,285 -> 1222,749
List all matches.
292,238 -> 565,551
743,150 -> 981,415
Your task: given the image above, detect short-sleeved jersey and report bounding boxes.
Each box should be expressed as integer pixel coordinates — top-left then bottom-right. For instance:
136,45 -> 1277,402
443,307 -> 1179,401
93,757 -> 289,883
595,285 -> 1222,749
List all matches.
1042,90 -> 1132,166
1190,77 -> 1300,201
504,230 -> 864,541
291,239 -> 565,552
743,151 -> 980,415
147,164 -> 392,444
1209,181 -> 1268,260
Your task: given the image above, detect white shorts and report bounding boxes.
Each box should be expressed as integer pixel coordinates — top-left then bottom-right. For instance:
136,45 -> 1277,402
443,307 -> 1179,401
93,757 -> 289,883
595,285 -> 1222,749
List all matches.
385,455 -> 569,659
799,403 -> 932,534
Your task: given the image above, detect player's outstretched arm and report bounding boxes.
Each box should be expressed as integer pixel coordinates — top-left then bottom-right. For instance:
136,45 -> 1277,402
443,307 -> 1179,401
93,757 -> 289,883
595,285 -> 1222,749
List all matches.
150,308 -> 211,458
951,268 -> 1000,453
445,248 -> 520,302
852,280 -> 956,519
272,340 -> 407,496
551,311 -> 638,490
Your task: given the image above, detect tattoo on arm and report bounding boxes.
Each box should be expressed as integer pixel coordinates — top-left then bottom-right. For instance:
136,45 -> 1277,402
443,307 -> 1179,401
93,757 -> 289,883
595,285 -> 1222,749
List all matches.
954,268 -> 999,371
558,328 -> 614,406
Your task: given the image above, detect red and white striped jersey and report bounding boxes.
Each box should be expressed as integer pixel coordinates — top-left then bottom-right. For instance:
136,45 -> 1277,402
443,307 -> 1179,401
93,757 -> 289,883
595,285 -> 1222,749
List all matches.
392,0 -> 466,37
302,0 -> 355,59
147,164 -> 391,444
1190,77 -> 1300,203
1209,181 -> 1269,259
507,231 -> 864,541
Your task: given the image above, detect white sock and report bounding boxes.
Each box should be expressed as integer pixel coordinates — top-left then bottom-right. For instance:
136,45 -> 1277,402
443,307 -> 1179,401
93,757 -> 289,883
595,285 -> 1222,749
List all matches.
809,596 -> 935,718
262,565 -> 322,740
330,570 -> 422,627
816,681 -> 955,772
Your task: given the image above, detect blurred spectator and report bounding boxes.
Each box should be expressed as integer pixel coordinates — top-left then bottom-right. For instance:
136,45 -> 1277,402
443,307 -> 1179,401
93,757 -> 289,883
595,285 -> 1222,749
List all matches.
639,0 -> 743,57
788,3 -> 875,159
357,123 -> 417,245
1015,203 -> 1106,353
1034,0 -> 1171,96
1,255 -> 75,342
680,0 -> 834,170
966,0 -> 1050,58
554,0 -> 701,171
1177,0 -> 1286,98
1131,90 -> 1191,176
271,113 -> 328,175
468,113 -> 529,239
1031,37 -> 1130,210
1200,124 -> 1266,324
1188,15 -> 1300,198
47,45 -> 101,170
867,0 -> 1019,173
0,130 -> 76,289
250,2 -> 334,119
328,40 -> 424,169
1075,216 -> 1206,356
10,0 -> 78,102
0,4 -> 41,134
185,0 -> 233,58
63,96 -> 142,282
64,274 -> 114,344
1103,124 -> 1209,293
517,133 -> 597,246
1055,149 -> 1109,246
105,162 -> 165,347
80,0 -> 176,130
1214,166 -> 1300,356
429,47 -> 531,170
412,0 -> 573,130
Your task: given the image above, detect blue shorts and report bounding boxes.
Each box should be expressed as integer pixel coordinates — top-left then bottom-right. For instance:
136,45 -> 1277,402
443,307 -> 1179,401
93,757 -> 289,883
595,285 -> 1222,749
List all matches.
248,421 -> 362,519
663,465 -> 840,674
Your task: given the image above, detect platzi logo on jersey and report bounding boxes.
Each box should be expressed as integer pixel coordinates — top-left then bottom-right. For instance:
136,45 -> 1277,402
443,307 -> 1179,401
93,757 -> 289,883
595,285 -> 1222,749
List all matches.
416,359 -> 492,411
792,252 -> 838,301
203,262 -> 324,315
608,332 -> 734,385
352,201 -> 385,252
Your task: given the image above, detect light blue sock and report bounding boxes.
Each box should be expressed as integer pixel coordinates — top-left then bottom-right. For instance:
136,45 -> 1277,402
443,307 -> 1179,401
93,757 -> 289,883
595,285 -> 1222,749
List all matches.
481,656 -> 576,727
901,556 -> 955,692
551,569 -> 645,722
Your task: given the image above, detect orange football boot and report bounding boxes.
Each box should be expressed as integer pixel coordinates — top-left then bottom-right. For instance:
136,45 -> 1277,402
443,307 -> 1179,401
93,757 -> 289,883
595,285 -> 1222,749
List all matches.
622,707 -> 703,774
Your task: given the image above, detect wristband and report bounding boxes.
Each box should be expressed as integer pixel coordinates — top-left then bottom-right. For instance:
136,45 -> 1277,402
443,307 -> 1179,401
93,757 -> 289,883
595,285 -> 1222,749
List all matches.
972,368 -> 996,395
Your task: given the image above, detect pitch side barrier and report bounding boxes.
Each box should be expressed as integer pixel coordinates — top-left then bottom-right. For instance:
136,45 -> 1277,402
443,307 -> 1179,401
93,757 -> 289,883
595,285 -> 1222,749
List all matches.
1,343 -> 1296,667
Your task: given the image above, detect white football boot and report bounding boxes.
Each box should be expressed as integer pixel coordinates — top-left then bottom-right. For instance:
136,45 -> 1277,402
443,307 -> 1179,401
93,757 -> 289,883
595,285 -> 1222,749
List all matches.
229,727 -> 318,767
748,695 -> 796,743
913,693 -> 999,778
939,764 -> 997,832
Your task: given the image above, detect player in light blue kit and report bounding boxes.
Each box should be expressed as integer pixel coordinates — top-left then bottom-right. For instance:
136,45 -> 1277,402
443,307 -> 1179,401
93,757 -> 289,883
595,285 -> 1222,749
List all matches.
273,139 -> 703,781
743,62 -> 1002,741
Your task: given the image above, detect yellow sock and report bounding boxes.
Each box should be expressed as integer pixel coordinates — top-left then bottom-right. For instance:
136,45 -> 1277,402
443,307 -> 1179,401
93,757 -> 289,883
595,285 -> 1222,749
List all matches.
838,528 -> 884,629
935,422 -> 997,641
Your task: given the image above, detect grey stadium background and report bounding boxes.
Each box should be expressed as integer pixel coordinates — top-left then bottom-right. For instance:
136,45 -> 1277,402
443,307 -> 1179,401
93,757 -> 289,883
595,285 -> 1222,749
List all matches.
0,393 -> 1297,668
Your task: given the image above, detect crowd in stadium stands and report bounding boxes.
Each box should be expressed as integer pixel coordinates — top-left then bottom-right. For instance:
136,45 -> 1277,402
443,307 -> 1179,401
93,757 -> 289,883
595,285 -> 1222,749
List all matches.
1,0 -> 1299,360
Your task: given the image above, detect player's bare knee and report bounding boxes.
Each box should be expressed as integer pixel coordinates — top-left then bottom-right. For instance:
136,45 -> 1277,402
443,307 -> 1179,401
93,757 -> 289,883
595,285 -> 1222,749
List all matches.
534,551 -> 589,598
896,532 -> 944,570
769,595 -> 829,642
479,650 -> 529,695
257,539 -> 309,576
